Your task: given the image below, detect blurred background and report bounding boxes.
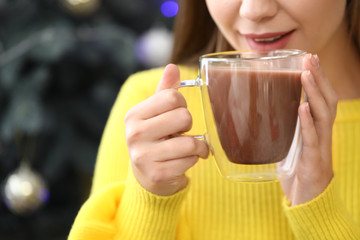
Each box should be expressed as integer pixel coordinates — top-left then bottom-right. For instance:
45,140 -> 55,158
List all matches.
0,0 -> 177,239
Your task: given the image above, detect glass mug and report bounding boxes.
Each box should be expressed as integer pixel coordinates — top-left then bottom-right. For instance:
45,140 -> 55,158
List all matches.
180,49 -> 306,182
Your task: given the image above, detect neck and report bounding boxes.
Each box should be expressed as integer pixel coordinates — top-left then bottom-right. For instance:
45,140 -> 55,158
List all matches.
318,20 -> 360,100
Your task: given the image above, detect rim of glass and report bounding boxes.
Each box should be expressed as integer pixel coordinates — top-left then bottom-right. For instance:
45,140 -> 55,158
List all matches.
200,49 -> 307,61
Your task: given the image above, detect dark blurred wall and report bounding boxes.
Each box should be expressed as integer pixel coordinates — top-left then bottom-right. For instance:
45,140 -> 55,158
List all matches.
0,0 -> 176,239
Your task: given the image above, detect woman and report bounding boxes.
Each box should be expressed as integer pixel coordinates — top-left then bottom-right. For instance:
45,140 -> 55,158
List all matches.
69,0 -> 360,239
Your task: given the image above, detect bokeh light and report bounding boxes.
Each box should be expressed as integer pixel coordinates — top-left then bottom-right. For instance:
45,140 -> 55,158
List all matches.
39,188 -> 51,203
161,1 -> 179,18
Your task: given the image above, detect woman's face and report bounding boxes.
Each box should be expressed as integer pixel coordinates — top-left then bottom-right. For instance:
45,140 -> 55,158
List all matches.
205,0 -> 347,53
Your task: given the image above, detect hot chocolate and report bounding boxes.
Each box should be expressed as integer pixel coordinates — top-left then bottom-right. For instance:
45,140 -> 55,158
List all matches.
207,68 -> 302,164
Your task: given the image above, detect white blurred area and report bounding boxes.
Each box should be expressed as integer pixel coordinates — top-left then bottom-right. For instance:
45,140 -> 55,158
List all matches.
135,26 -> 174,68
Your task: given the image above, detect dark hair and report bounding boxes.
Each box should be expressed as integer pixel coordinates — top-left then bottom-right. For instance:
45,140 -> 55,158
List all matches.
348,0 -> 360,53
170,0 -> 220,65
171,0 -> 360,65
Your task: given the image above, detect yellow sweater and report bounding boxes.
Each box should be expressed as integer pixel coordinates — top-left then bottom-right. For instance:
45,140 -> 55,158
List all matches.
69,66 -> 360,240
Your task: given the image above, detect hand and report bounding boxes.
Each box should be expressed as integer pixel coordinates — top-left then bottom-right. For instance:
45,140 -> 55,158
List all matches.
280,54 -> 338,206
125,64 -> 209,196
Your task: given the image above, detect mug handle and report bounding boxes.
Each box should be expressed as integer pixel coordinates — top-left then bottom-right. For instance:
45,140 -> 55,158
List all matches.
175,78 -> 206,142
178,79 -> 201,88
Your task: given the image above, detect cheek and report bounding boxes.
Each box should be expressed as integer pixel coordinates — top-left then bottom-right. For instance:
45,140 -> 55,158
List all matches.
285,0 -> 345,23
287,0 -> 346,50
205,0 -> 239,29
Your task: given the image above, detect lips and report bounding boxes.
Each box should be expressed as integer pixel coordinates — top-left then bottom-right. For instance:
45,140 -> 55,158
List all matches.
244,30 -> 294,50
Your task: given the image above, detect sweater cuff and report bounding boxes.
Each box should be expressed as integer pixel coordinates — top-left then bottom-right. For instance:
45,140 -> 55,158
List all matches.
115,171 -> 188,240
283,177 -> 360,239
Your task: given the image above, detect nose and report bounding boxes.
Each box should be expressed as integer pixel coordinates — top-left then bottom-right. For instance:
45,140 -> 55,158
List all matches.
240,0 -> 278,22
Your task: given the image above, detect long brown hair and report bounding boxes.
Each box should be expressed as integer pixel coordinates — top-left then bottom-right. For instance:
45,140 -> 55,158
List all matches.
348,0 -> 360,53
171,0 -> 360,65
170,0 -> 231,65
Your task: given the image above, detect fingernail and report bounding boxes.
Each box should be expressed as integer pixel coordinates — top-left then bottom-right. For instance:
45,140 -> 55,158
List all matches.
306,70 -> 316,85
311,54 -> 320,67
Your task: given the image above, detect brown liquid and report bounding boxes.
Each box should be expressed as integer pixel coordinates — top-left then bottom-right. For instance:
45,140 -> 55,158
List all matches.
207,68 -> 302,164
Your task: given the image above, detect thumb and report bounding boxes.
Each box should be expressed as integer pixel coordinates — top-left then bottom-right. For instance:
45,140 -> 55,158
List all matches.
156,64 -> 180,93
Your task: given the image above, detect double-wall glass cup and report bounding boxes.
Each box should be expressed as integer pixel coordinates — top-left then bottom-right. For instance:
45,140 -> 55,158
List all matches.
181,49 -> 306,182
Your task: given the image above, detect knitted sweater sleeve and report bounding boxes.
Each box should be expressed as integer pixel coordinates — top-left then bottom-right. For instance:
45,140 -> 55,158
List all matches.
284,177 -> 360,239
68,68 -> 190,240
68,176 -> 188,240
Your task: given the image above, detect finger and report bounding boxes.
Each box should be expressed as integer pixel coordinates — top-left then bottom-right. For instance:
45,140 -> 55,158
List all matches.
301,70 -> 329,123
298,102 -> 320,163
303,54 -> 338,115
148,136 -> 209,162
156,64 -> 181,92
296,103 -> 333,203
130,136 -> 209,166
126,88 -> 187,120
160,136 -> 209,159
145,107 -> 193,140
